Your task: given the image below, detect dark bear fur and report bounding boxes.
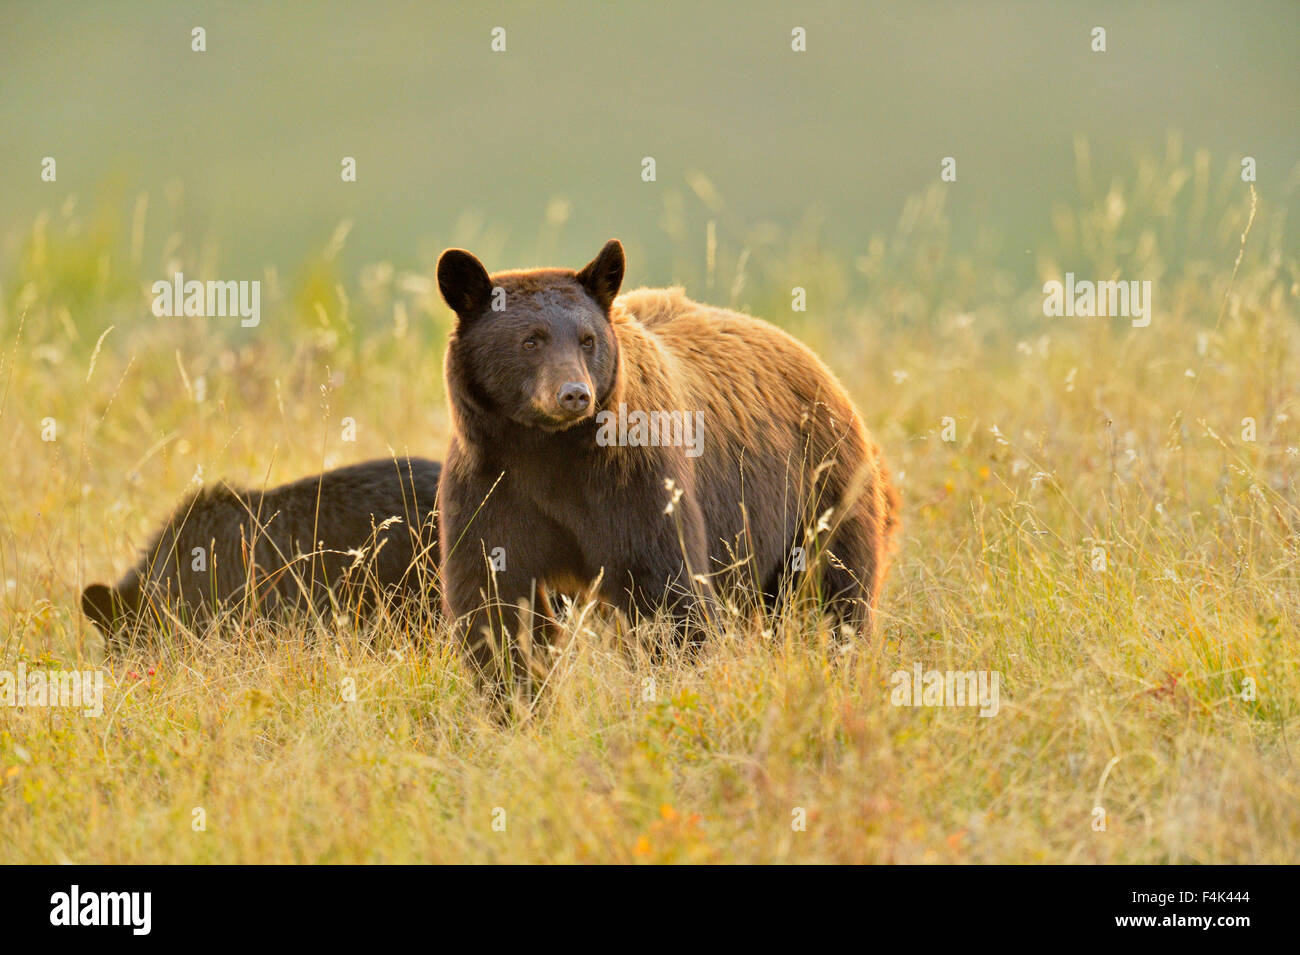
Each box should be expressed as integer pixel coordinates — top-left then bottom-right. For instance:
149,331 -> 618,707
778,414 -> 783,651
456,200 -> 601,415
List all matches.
81,457 -> 441,644
436,239 -> 900,691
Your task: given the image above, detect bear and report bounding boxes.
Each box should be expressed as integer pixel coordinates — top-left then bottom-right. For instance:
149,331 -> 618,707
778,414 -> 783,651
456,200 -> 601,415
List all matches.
435,239 -> 899,691
81,456 -> 441,645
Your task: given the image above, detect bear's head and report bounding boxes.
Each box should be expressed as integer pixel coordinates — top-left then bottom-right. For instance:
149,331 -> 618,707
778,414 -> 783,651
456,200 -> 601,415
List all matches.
81,578 -> 142,640
437,239 -> 625,432
81,496 -> 226,643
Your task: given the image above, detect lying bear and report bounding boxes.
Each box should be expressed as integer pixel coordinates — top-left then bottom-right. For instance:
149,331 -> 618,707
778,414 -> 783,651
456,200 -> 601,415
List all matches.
436,239 -> 899,689
82,457 -> 441,644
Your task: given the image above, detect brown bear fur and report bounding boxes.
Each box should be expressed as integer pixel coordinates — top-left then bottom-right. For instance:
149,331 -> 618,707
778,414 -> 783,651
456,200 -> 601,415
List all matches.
436,239 -> 899,689
82,457 -> 441,645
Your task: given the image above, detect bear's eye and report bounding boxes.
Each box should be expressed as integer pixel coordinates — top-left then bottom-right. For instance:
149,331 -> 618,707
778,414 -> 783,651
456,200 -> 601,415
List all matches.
581,335 -> 596,350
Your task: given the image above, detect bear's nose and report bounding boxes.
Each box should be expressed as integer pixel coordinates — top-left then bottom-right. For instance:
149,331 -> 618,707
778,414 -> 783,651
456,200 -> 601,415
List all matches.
557,381 -> 591,413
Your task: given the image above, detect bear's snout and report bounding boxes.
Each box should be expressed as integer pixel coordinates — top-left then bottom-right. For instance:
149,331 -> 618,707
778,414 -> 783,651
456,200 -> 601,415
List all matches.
557,381 -> 591,414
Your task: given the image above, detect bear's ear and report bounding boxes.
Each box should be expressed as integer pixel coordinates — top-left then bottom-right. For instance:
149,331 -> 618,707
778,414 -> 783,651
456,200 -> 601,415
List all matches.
576,239 -> 625,312
81,583 -> 121,634
437,249 -> 494,320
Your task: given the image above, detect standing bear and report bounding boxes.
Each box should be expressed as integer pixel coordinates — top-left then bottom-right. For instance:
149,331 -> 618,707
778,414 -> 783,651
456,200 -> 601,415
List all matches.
436,239 -> 898,689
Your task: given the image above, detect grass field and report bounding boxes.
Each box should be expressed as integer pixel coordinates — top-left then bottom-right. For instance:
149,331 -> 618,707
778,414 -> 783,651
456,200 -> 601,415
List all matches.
1,144 -> 1297,863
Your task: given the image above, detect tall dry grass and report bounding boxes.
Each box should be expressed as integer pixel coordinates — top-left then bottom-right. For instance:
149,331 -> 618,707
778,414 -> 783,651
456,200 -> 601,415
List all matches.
1,143 -> 1297,862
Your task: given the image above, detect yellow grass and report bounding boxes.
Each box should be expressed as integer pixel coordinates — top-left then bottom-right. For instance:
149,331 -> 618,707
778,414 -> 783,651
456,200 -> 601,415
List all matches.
1,148 -> 1297,863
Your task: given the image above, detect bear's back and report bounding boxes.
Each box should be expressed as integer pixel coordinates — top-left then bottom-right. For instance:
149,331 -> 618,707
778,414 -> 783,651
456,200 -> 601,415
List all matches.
614,287 -> 866,450
136,457 -> 441,613
250,457 -> 440,601
612,288 -> 876,574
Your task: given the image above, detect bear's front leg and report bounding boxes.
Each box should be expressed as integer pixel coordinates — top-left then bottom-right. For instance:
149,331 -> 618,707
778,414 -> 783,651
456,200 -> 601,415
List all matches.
608,494 -> 720,651
438,477 -> 564,695
443,551 -> 560,693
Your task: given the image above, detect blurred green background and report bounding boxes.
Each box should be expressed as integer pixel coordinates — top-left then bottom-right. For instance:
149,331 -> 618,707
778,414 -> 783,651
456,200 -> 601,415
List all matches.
2,0 -> 1296,289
